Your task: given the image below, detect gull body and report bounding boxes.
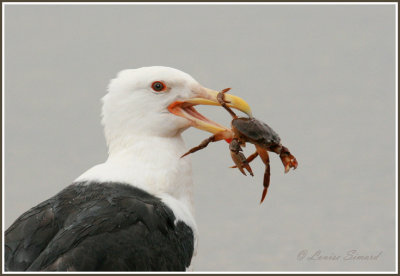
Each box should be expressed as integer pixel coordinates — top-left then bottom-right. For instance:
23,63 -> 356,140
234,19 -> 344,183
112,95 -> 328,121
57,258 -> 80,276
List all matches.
5,66 -> 251,271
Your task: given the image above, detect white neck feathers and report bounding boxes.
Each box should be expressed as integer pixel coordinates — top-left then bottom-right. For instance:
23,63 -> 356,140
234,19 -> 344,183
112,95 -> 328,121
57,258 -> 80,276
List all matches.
75,134 -> 197,234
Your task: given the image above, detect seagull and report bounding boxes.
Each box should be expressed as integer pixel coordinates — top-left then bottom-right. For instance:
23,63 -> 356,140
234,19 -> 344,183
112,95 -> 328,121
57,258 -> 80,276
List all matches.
5,66 -> 251,271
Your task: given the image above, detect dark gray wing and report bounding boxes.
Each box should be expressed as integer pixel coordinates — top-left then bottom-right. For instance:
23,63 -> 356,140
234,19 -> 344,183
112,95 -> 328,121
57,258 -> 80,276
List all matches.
5,200 -> 59,271
5,182 -> 194,271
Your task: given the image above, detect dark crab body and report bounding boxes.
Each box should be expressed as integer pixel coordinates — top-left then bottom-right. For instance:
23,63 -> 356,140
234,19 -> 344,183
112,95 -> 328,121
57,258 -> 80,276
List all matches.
232,117 -> 281,148
182,88 -> 298,204
228,116 -> 297,203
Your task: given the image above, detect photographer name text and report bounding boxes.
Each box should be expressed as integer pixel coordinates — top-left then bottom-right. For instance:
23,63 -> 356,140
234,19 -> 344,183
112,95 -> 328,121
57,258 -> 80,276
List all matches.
297,249 -> 382,261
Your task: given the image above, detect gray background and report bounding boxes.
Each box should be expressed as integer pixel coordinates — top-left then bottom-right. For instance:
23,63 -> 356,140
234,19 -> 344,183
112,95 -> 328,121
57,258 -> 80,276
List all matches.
4,4 -> 396,272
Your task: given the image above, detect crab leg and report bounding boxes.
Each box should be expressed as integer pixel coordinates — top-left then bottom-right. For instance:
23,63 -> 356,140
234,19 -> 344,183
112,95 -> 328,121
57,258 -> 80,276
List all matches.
256,145 -> 271,204
181,131 -> 232,158
217,88 -> 239,119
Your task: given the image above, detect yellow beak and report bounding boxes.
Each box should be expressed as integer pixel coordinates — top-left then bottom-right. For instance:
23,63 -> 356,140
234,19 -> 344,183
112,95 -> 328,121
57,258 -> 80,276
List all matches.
168,87 -> 252,135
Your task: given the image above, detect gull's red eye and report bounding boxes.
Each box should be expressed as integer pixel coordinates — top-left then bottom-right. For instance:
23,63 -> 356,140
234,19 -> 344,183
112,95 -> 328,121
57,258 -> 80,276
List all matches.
151,81 -> 166,92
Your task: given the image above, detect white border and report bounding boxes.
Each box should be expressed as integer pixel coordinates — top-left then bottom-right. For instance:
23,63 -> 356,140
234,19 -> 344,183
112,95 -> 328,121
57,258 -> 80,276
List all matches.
2,1 -> 6,274
1,2 -> 399,5
395,2 -> 398,275
2,2 -> 398,274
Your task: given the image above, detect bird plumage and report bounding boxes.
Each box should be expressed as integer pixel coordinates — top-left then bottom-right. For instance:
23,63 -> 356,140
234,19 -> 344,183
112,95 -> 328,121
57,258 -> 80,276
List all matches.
5,66 -> 251,271
5,67 -> 200,271
5,182 -> 194,271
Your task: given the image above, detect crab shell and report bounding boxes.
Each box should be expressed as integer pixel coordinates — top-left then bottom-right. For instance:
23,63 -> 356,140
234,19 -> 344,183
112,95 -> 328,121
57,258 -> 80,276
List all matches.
231,117 -> 281,148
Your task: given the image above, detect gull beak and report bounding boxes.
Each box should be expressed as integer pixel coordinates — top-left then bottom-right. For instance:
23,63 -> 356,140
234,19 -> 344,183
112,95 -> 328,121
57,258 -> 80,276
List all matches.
168,87 -> 252,135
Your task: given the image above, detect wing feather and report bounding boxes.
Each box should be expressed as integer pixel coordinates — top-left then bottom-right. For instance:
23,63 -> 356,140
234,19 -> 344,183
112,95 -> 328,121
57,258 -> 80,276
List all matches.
6,182 -> 194,271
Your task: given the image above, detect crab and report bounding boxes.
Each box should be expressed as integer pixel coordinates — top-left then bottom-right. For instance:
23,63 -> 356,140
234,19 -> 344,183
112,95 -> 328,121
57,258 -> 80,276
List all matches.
181,88 -> 298,203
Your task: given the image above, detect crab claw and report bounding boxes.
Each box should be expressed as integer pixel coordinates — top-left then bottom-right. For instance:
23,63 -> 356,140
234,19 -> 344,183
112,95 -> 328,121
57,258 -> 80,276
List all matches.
279,146 -> 298,173
283,158 -> 298,173
243,162 -> 254,177
230,151 -> 254,176
230,151 -> 259,169
229,139 -> 254,176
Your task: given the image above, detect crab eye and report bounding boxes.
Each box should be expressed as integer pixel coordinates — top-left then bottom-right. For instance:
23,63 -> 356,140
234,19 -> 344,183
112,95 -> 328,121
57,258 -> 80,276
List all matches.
151,81 -> 166,92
